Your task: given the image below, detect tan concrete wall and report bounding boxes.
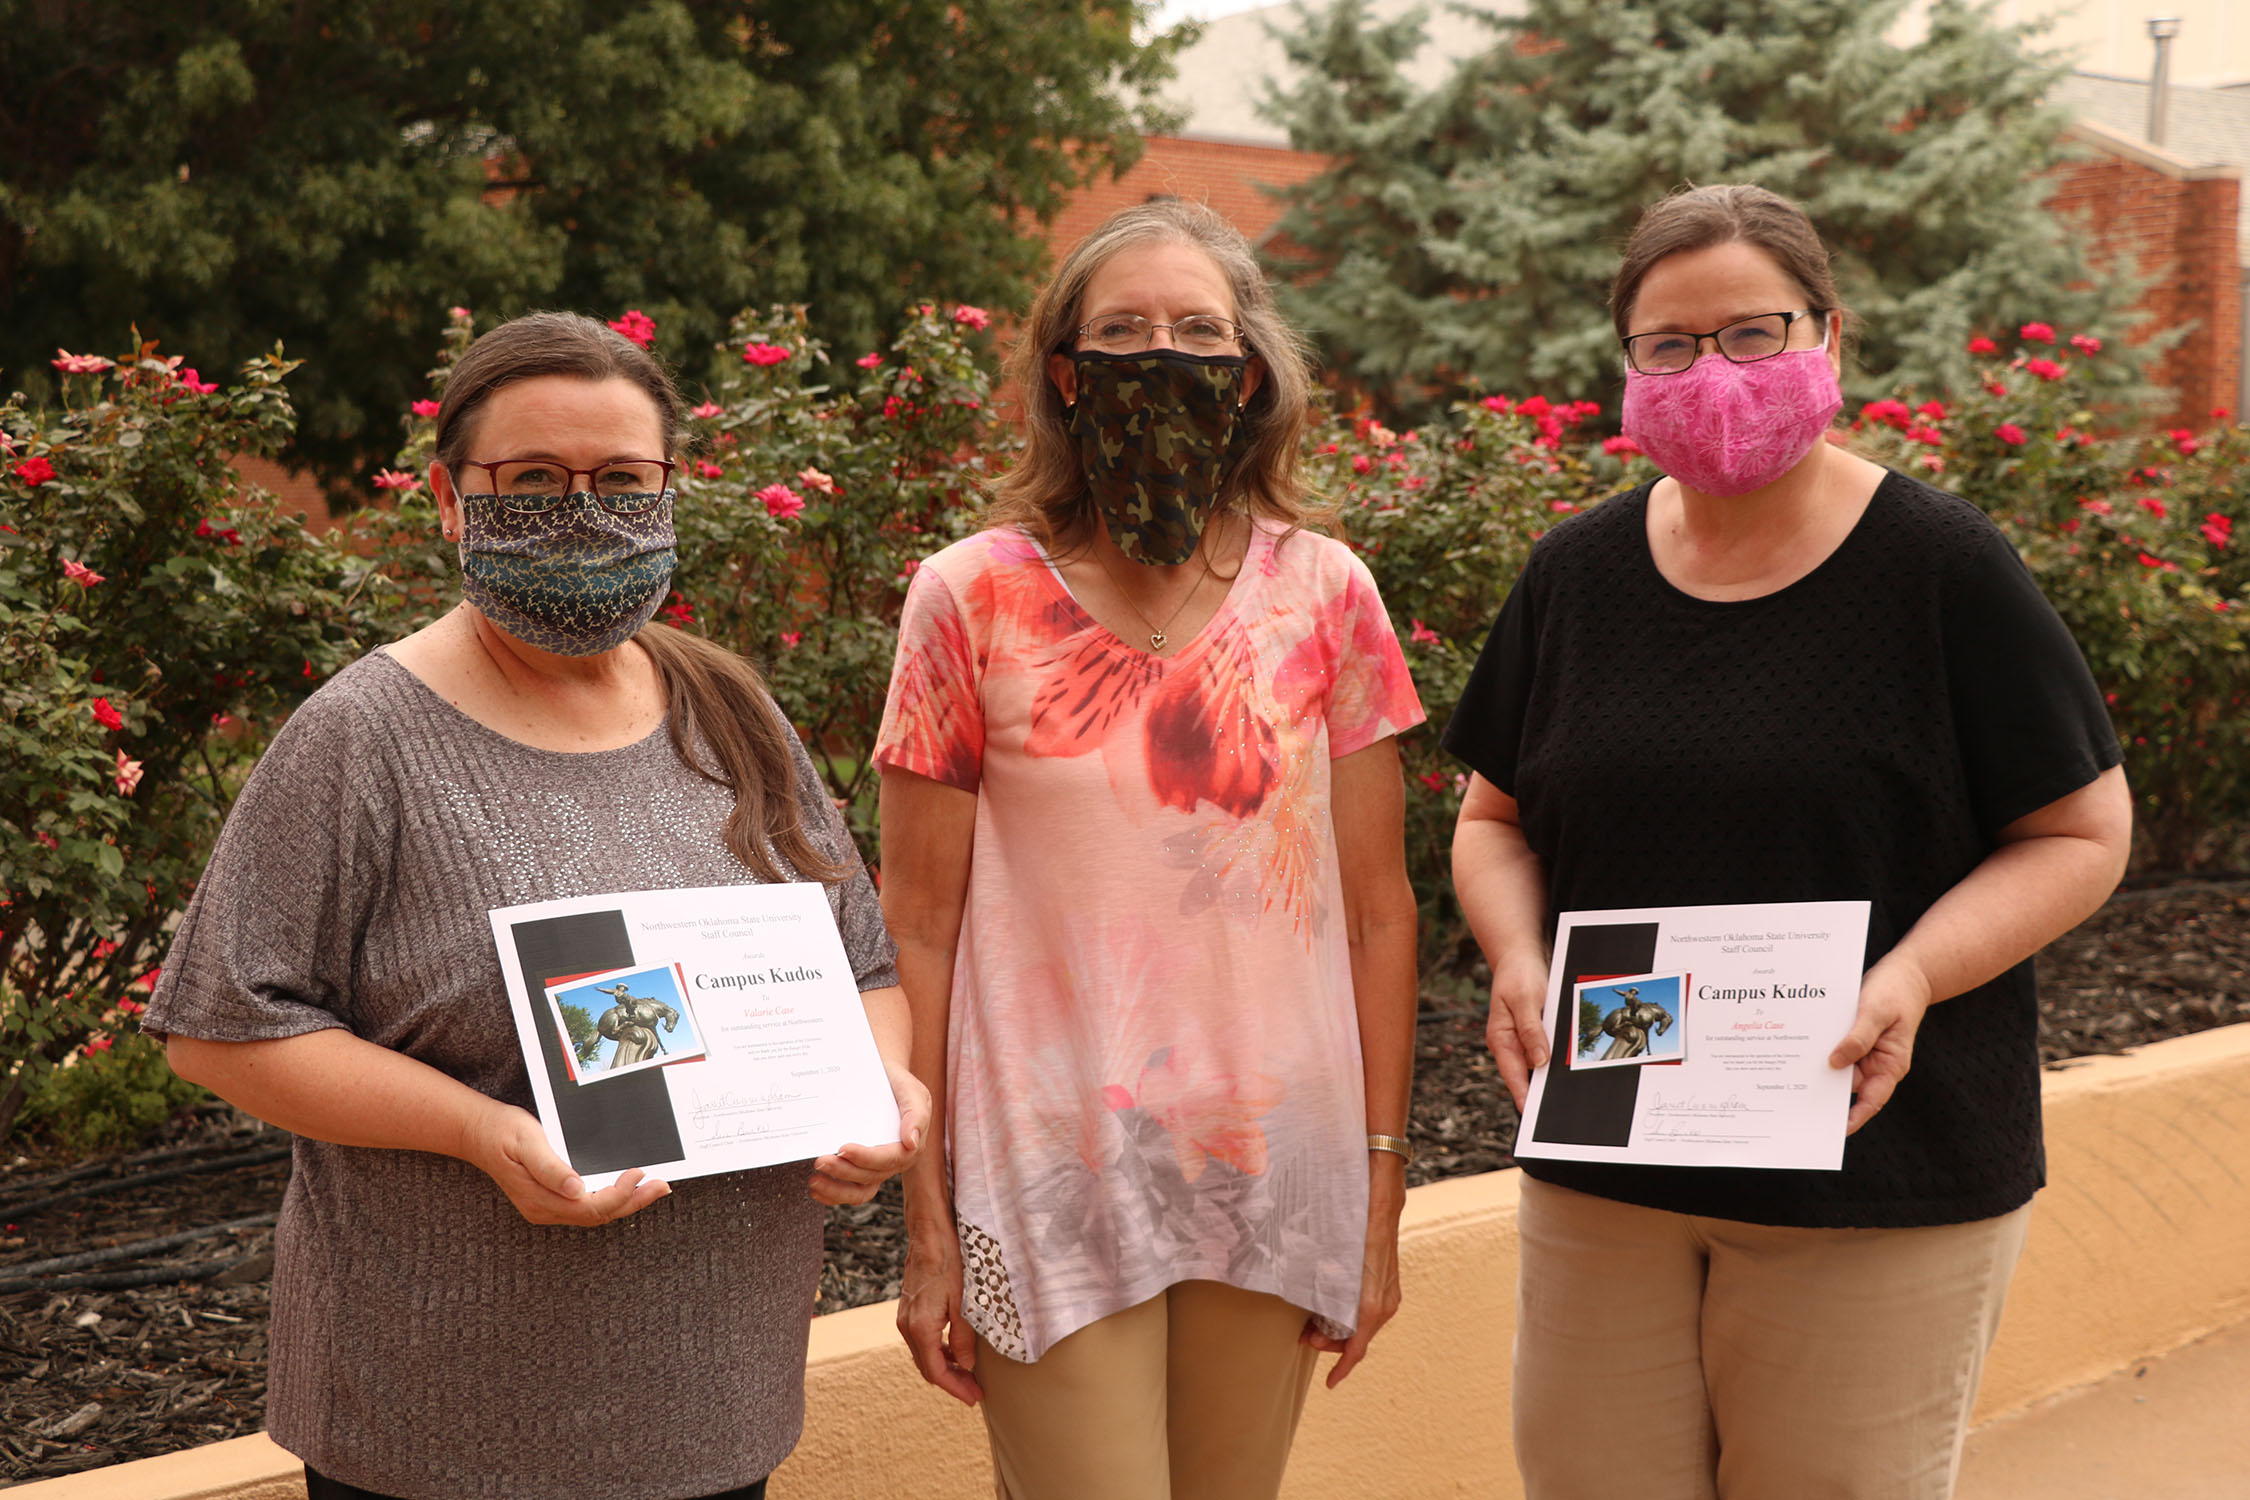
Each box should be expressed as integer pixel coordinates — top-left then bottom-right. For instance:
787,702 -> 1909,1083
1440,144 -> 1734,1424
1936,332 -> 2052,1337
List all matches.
22,1023 -> 2250,1500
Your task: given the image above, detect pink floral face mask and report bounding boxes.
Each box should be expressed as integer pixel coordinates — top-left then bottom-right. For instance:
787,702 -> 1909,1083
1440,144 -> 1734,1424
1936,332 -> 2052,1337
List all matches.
1620,345 -> 1843,496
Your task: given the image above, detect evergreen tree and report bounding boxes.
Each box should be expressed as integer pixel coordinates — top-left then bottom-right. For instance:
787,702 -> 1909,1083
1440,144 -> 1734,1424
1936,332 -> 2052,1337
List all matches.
0,0 -> 1186,492
1263,0 -> 2147,417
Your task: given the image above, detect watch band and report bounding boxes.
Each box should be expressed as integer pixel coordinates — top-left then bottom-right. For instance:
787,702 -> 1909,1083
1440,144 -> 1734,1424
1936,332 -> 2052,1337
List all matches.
1367,1133 -> 1415,1165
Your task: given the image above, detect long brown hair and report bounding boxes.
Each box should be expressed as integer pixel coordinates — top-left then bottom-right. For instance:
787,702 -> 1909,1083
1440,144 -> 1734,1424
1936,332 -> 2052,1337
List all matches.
433,311 -> 846,883
983,199 -> 1332,549
1610,184 -> 1856,360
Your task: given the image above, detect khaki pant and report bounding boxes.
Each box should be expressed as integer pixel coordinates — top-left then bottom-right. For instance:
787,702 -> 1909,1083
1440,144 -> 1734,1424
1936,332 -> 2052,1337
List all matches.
975,1280 -> 1320,1500
1513,1175 -> 2033,1500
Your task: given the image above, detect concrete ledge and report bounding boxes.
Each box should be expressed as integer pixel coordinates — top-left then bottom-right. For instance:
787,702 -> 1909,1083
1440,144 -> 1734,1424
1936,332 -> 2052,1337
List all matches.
21,1023 -> 2250,1500
10,1434 -> 301,1500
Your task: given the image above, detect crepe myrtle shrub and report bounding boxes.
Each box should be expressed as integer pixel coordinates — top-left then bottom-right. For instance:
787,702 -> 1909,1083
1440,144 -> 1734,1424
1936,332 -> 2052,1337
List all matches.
0,344 -> 362,1140
1832,326 -> 2247,872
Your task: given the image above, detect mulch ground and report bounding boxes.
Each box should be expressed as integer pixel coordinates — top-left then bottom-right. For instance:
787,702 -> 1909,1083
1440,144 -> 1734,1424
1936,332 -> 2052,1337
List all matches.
5,879 -> 2245,1487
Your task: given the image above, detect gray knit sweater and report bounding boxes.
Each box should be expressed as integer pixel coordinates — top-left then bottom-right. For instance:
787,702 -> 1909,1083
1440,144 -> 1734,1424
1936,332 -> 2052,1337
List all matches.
147,649 -> 898,1500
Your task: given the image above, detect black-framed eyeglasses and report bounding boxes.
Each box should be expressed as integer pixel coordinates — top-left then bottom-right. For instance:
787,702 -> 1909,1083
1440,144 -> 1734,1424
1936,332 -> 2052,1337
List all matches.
1621,309 -> 1829,376
456,457 -> 677,515
1074,313 -> 1248,355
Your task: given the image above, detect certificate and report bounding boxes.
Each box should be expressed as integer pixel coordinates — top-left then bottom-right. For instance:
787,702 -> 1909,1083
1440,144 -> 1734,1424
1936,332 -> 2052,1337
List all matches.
1511,900 -> 1871,1171
488,882 -> 899,1190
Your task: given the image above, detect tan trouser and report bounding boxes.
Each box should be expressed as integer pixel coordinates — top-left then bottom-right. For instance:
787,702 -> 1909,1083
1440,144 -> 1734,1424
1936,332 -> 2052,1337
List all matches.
1513,1175 -> 2033,1500
974,1279 -> 1320,1500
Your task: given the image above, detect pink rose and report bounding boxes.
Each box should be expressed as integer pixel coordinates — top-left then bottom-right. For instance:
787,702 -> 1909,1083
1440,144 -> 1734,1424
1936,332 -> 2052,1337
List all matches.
742,343 -> 791,367
691,402 -> 723,419
780,631 -> 802,648
114,750 -> 144,796
1601,434 -> 1641,457
2025,357 -> 2066,382
697,461 -> 724,479
62,558 -> 105,587
2019,322 -> 2056,344
953,304 -> 992,331
2070,334 -> 2102,356
1995,423 -> 2027,446
411,399 -> 441,418
2201,513 -> 2232,548
757,483 -> 805,520
372,469 -> 420,491
1966,336 -> 1999,356
176,368 -> 219,394
1408,619 -> 1441,645
797,467 -> 838,495
856,353 -> 884,369
608,310 -> 657,348
14,457 -> 57,487
52,349 -> 113,375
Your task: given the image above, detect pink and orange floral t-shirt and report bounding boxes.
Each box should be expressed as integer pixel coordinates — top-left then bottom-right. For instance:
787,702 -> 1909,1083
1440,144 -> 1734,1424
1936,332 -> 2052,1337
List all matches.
874,521 -> 1425,1361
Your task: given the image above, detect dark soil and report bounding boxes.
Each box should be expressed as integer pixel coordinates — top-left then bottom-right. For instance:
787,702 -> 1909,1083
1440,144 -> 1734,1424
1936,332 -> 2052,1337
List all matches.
6,880 -> 2246,1487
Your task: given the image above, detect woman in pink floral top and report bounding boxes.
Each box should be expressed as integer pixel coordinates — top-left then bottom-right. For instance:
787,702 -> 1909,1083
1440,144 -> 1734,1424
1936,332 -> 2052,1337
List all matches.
875,201 -> 1425,1500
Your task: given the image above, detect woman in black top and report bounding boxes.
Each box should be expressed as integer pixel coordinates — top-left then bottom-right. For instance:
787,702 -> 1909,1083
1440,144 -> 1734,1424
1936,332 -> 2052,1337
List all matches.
1446,186 -> 2131,1498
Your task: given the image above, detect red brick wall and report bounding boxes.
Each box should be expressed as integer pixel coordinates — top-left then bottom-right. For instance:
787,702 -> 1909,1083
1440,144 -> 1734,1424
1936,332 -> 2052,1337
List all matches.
1046,134 -> 1330,254
2041,157 -> 2240,427
233,453 -> 336,531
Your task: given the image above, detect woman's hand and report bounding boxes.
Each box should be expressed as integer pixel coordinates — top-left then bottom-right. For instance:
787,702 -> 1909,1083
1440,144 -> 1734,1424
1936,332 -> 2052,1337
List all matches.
1485,950 -> 1553,1109
1303,1158 -> 1407,1386
897,1226 -> 983,1405
464,1099 -> 673,1226
811,1060 -> 931,1206
1829,955 -> 1933,1135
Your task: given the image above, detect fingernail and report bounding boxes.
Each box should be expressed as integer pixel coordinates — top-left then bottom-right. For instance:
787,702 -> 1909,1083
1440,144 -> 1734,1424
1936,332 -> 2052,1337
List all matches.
655,1181 -> 672,1198
561,1175 -> 584,1199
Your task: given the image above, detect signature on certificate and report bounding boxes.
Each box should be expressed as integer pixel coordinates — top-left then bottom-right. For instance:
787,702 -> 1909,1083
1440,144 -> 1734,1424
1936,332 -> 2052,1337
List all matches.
688,1085 -> 817,1143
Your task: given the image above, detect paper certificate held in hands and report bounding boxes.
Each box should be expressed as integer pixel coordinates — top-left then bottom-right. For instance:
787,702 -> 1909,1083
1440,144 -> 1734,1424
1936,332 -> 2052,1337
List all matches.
1512,900 -> 1872,1171
488,882 -> 899,1191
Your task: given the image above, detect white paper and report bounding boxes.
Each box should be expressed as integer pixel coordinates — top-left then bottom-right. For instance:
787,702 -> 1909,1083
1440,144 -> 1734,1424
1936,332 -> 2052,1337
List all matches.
1512,900 -> 1871,1171
489,882 -> 899,1190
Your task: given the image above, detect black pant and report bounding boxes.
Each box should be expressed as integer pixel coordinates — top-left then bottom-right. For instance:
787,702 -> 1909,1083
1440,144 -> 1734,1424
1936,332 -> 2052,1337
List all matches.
304,1464 -> 769,1500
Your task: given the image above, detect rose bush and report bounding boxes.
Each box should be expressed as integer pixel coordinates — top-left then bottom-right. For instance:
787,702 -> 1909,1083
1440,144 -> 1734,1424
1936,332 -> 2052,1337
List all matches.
1845,328 -> 2248,870
1,343 -> 364,1136
8,305 -> 2243,1144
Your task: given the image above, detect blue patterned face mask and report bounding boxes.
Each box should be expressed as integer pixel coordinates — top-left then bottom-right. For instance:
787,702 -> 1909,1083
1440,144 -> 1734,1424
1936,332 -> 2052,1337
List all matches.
457,490 -> 677,657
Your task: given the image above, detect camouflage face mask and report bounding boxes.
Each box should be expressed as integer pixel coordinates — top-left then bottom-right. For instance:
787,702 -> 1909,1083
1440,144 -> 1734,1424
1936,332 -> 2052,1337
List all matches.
1067,349 -> 1249,566
457,490 -> 677,657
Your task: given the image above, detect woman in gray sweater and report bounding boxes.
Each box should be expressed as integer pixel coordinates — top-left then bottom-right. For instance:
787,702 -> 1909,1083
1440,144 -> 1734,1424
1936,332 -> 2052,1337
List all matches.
149,312 -> 927,1500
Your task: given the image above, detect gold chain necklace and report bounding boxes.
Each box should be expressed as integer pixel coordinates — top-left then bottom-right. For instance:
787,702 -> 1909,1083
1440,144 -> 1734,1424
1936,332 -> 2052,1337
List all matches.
1091,538 -> 1220,653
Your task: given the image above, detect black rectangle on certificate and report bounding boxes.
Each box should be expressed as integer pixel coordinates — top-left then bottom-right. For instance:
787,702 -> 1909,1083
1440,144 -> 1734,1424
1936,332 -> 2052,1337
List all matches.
509,909 -> 685,1174
1529,921 -> 1660,1149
